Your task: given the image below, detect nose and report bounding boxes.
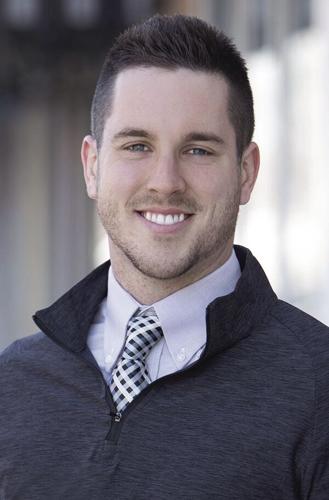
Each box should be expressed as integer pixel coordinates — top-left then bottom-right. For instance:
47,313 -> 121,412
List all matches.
145,154 -> 186,195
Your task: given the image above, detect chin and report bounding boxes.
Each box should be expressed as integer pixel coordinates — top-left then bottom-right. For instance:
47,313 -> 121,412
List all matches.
129,255 -> 198,281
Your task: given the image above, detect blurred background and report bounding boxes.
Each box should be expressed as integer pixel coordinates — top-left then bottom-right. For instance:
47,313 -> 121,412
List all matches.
1,0 -> 328,351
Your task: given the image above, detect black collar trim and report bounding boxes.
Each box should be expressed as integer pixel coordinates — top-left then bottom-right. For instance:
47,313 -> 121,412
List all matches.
33,246 -> 277,358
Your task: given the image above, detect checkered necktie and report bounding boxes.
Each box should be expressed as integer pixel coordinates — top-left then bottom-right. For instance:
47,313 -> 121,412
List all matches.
110,307 -> 163,413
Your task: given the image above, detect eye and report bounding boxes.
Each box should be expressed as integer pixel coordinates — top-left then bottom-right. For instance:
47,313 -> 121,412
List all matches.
125,143 -> 150,153
186,147 -> 211,156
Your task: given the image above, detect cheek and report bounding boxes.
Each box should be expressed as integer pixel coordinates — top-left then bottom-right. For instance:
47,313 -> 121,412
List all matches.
187,171 -> 227,202
190,174 -> 240,216
98,162 -> 143,198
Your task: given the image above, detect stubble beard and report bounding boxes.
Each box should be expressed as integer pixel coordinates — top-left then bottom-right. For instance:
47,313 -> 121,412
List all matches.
97,188 -> 241,282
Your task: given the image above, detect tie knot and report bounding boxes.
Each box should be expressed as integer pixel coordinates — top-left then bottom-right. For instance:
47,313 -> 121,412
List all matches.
123,308 -> 163,361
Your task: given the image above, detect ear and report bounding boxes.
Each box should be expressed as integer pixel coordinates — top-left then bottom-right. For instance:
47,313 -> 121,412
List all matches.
239,142 -> 260,205
81,135 -> 98,200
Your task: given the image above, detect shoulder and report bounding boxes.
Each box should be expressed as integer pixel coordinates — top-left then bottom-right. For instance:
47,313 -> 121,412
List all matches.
0,332 -> 59,369
267,299 -> 329,402
1,331 -> 46,356
268,303 -> 329,486
244,299 -> 329,392
0,333 -> 53,408
270,299 -> 329,353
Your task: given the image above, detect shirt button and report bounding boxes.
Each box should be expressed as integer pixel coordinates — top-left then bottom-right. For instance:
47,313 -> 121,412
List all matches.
176,347 -> 186,362
105,354 -> 113,363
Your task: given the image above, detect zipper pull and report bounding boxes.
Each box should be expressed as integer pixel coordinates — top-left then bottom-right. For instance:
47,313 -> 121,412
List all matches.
110,411 -> 122,423
114,412 -> 122,422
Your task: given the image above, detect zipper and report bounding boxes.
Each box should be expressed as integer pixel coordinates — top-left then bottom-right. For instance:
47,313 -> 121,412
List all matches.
33,315 -> 209,445
104,351 -> 207,443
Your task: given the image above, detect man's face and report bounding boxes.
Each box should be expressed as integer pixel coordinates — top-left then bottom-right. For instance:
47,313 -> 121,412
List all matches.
83,67 -> 258,290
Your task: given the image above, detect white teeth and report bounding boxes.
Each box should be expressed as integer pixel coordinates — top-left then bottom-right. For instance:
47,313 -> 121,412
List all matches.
143,212 -> 186,225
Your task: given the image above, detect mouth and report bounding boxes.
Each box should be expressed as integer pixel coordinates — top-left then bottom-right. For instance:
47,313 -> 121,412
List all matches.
138,211 -> 191,226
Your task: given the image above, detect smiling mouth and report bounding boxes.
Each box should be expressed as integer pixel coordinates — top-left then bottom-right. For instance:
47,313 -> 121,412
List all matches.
140,211 -> 190,226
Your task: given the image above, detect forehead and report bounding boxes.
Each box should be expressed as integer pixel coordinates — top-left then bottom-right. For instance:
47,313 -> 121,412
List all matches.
104,67 -> 234,141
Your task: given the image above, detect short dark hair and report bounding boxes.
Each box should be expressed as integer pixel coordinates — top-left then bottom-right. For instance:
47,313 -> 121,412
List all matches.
91,14 -> 254,159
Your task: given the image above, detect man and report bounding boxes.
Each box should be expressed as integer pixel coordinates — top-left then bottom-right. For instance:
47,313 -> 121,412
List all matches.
1,14 -> 328,500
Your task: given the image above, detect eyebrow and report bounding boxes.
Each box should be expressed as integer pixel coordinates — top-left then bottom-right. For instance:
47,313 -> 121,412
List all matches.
183,132 -> 225,145
112,128 -> 156,142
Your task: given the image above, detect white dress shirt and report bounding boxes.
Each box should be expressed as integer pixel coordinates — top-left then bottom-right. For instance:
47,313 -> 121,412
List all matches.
87,251 -> 241,385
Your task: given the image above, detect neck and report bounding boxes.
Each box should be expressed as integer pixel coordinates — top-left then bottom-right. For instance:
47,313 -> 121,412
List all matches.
109,244 -> 234,305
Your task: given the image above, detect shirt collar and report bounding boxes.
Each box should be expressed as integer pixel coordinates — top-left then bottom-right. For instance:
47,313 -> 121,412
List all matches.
104,272 -> 140,368
152,251 -> 241,369
105,251 -> 241,370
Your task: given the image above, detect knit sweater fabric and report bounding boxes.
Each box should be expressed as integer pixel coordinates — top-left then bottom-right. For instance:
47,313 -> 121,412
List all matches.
1,246 -> 329,499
